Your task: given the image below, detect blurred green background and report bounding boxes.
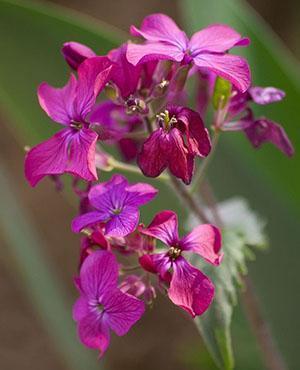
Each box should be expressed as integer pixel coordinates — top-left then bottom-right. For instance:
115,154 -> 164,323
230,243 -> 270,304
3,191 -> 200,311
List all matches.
0,0 -> 299,369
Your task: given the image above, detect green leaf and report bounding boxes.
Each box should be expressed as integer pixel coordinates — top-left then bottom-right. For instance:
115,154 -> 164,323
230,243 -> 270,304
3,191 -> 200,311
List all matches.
188,198 -> 267,369
212,77 -> 232,110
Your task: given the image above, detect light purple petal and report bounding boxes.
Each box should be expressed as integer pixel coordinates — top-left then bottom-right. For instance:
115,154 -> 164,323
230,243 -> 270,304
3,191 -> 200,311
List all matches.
25,128 -> 71,187
180,224 -> 222,265
37,75 -> 77,124
189,24 -> 249,54
105,206 -> 139,237
126,41 -> 184,66
66,128 -> 98,181
130,13 -> 188,48
73,296 -> 89,321
125,182 -> 158,207
71,211 -> 109,233
244,118 -> 294,157
139,210 -> 179,246
168,257 -> 215,317
103,289 -> 145,336
79,250 -> 119,298
249,86 -> 285,105
74,56 -> 113,119
193,53 -> 251,93
78,312 -> 110,355
62,41 -> 96,70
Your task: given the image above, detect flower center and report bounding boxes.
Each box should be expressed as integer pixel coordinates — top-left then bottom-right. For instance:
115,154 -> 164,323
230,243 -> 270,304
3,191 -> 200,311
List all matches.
168,246 -> 181,260
70,121 -> 83,130
157,110 -> 177,132
112,208 -> 122,215
125,95 -> 148,114
97,303 -> 104,312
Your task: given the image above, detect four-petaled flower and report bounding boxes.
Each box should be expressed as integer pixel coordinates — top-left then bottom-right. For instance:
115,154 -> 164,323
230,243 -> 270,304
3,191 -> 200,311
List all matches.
73,250 -> 145,355
139,211 -> 222,317
72,174 -> 158,237
138,106 -> 211,184
25,57 -> 112,186
127,13 -> 250,92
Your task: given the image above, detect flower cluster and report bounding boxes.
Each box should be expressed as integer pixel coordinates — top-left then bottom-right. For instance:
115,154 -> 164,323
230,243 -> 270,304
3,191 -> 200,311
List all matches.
24,13 -> 294,356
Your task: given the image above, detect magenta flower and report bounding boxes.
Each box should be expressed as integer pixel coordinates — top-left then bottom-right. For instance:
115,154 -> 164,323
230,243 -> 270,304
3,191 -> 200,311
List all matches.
25,57 -> 113,186
73,250 -> 145,355
127,13 -> 250,92
224,86 -> 294,156
72,174 -> 158,237
62,41 -> 96,70
138,106 -> 211,184
139,211 -> 222,317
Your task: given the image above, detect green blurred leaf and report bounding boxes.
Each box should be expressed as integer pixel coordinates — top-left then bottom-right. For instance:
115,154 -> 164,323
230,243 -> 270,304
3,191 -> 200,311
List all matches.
212,77 -> 232,110
189,198 -> 267,369
180,0 -> 300,213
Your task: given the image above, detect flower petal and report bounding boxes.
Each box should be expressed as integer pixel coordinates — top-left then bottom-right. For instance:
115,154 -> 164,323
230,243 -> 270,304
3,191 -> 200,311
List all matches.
71,211 -> 109,233
79,250 -> 119,298
169,257 -> 215,317
37,75 -> 77,125
180,224 -> 222,265
24,128 -> 71,187
78,312 -> 110,355
105,206 -> 139,237
126,41 -> 184,66
103,290 -> 145,336
125,182 -> 158,207
73,296 -> 89,321
193,53 -> 251,93
66,128 -> 98,181
249,86 -> 285,105
189,24 -> 249,54
62,41 -> 96,70
139,210 -> 179,246
244,118 -> 294,157
139,253 -> 171,280
130,13 -> 188,48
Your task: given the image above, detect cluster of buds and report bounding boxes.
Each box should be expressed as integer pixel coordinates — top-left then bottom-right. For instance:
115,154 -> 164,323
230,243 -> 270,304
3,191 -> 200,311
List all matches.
24,13 -> 294,356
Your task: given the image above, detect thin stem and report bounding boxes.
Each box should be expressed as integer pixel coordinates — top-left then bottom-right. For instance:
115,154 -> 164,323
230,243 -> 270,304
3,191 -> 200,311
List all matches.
190,129 -> 220,194
168,175 -> 210,223
144,115 -> 153,134
108,157 -> 170,182
241,276 -> 288,370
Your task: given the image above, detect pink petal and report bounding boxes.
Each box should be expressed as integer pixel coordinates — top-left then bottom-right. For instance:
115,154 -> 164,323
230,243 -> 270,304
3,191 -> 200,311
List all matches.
66,128 -> 98,181
79,250 -> 119,298
62,41 -> 96,70
189,24 -> 249,54
139,210 -> 179,246
126,41 -> 184,66
37,75 -> 77,124
130,13 -> 188,48
245,119 -> 294,157
73,296 -> 89,321
71,211 -> 109,233
78,312 -> 110,355
193,53 -> 251,93
25,129 -> 71,187
103,290 -> 145,336
139,253 -> 172,280
180,224 -> 223,265
249,86 -> 285,105
169,257 -> 215,317
105,206 -> 139,237
125,182 -> 158,207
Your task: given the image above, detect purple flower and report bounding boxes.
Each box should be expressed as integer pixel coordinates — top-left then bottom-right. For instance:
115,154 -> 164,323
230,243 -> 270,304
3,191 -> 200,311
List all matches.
73,250 -> 145,355
139,211 -> 222,317
62,41 -> 96,70
137,106 -> 211,184
224,86 -> 294,156
72,174 -> 158,237
25,57 -> 112,187
127,14 -> 250,92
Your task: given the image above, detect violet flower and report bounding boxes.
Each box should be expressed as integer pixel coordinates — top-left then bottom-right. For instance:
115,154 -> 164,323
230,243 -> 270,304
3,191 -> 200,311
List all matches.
25,57 -> 112,186
139,211 -> 222,317
127,13 -> 250,92
138,106 -> 211,184
223,86 -> 294,156
72,174 -> 158,237
73,250 -> 145,355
